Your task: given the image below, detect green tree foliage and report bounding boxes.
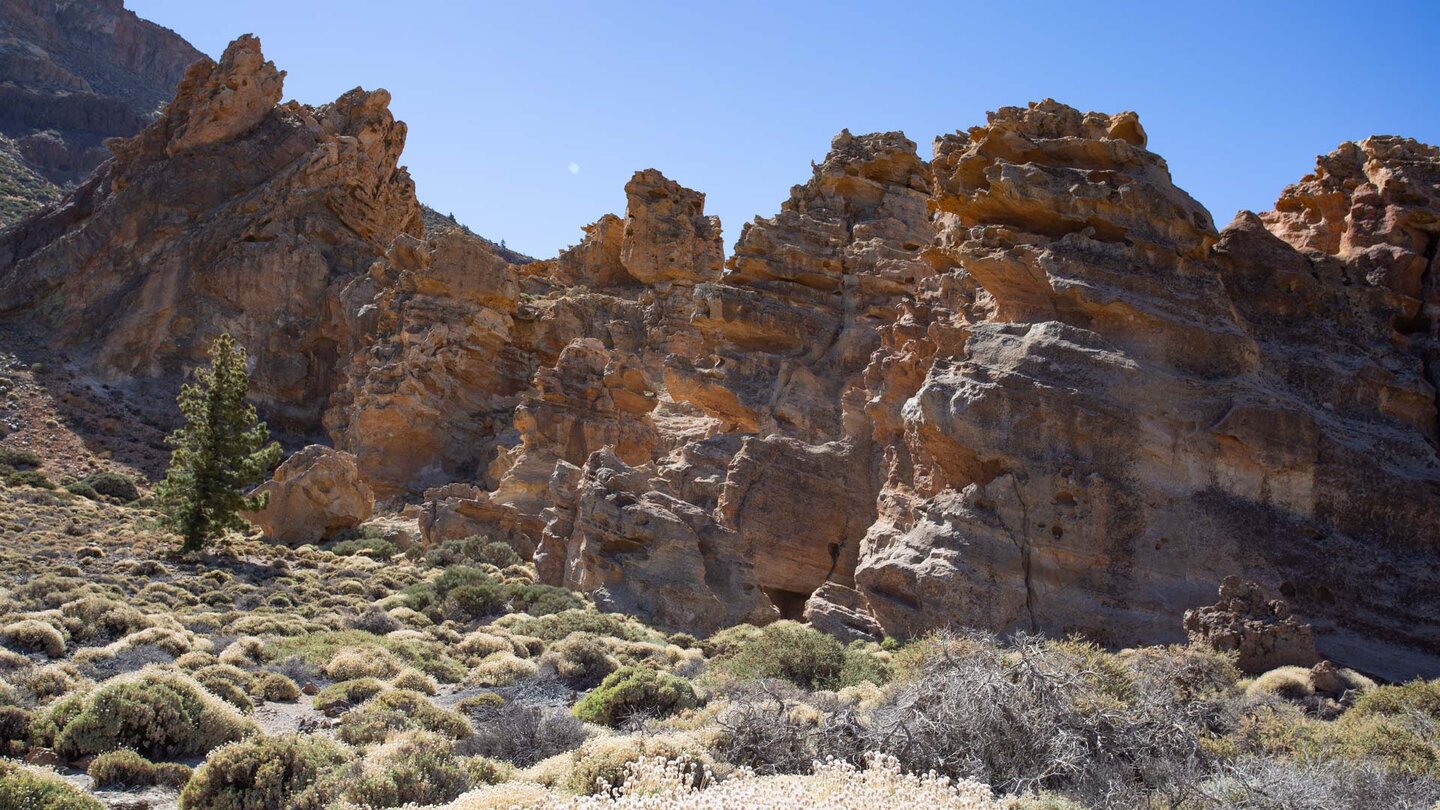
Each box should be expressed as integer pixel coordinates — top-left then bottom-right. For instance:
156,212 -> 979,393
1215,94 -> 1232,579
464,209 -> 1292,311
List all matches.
155,334 -> 281,551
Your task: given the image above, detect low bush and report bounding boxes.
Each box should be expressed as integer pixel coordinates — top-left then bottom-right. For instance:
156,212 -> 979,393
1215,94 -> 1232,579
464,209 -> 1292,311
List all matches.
79,472 -> 141,503
539,633 -> 617,689
0,705 -> 31,755
391,667 -> 439,695
0,758 -> 104,810
1349,678 -> 1440,721
87,748 -> 157,788
563,733 -> 711,796
1,618 -> 67,658
710,621 -> 847,690
1246,666 -> 1315,700
501,610 -> 659,643
336,688 -> 472,746
573,666 -> 699,727
341,730 -> 474,808
252,671 -> 301,702
314,678 -> 387,714
178,734 -> 352,810
329,537 -> 398,560
48,669 -> 257,759
467,652 -> 538,687
323,646 -> 402,681
5,469 -> 54,489
0,447 -> 41,470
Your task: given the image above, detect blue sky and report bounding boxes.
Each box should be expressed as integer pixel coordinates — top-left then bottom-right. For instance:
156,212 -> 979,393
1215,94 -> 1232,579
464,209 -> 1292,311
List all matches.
128,0 -> 1440,259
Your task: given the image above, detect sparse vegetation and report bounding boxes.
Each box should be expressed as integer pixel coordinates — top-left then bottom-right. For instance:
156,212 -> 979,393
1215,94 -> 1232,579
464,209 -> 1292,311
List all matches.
0,448 -> 1433,810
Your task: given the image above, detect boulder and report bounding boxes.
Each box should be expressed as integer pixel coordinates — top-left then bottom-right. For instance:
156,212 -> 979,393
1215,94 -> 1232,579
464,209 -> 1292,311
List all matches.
244,446 -> 374,546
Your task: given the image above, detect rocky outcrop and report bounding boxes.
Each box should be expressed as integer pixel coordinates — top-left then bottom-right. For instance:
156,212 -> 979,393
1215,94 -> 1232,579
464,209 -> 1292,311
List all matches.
323,229 -> 529,498
1183,578 -> 1319,674
0,34 -> 422,432
3,28 -> 1437,679
243,445 -> 374,546
0,0 -> 203,223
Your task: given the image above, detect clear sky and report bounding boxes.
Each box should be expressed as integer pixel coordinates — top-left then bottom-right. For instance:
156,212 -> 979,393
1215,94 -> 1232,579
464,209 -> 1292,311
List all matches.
127,0 -> 1440,260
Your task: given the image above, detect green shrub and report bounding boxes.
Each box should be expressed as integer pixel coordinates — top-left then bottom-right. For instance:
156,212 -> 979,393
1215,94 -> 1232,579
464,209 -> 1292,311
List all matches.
178,734 -> 352,810
0,758 -> 103,810
539,633 -> 617,689
502,609 -> 659,643
49,669 -> 257,759
572,666 -> 699,727
0,447 -> 41,470
341,730 -> 473,808
447,582 -> 506,620
5,469 -> 54,489
505,583 -> 583,616
88,748 -> 157,788
712,621 -> 847,690
329,537 -> 398,560
66,481 -> 99,500
80,472 -> 141,503
1349,678 -> 1440,721
252,672 -> 300,702
314,678 -> 386,714
336,689 -> 472,746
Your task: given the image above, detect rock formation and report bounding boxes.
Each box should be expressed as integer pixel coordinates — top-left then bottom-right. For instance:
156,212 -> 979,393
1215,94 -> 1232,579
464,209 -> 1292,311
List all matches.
1183,577 -> 1319,674
0,0 -> 203,224
0,34 -> 422,432
2,30 -> 1437,680
243,445 -> 374,546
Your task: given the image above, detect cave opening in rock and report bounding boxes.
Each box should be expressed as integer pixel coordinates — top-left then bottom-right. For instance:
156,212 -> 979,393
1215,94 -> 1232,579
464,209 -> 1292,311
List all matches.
763,587 -> 810,621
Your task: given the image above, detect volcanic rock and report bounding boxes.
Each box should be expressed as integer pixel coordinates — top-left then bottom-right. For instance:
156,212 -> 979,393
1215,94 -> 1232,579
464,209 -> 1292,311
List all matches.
244,445 -> 374,546
1183,577 -> 1319,674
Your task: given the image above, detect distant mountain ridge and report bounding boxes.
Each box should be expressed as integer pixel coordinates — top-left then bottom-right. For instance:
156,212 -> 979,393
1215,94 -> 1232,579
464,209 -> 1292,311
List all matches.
0,0 -> 201,224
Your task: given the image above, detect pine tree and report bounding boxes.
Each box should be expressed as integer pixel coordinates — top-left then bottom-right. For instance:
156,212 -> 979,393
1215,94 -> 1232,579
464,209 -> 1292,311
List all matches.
156,334 -> 282,552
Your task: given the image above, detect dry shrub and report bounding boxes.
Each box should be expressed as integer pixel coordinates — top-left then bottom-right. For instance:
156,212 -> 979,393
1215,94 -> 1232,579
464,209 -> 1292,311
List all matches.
1,618 -> 67,658
324,646 -> 403,680
1246,666 -> 1315,700
865,632 -> 1215,803
462,701 -> 589,766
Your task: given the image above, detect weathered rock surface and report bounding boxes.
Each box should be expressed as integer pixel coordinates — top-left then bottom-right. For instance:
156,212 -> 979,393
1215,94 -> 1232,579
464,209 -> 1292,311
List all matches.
1183,577 -> 1319,674
0,34 -> 422,433
0,0 -> 203,224
2,30 -> 1437,679
244,445 -> 374,546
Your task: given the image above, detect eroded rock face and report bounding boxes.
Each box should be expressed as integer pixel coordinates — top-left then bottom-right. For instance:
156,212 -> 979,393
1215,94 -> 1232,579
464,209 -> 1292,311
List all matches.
0,35 -> 422,432
244,445 -> 374,546
4,37 -> 1438,679
1184,578 -> 1318,674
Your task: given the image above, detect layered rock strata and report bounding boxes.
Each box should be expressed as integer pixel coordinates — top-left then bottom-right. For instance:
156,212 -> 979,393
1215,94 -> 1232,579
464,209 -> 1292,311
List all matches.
3,31 -> 1437,679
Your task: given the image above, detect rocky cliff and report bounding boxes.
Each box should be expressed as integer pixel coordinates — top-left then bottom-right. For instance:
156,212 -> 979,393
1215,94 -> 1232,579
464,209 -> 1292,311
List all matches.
0,0 -> 203,224
1,38 -> 1436,680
